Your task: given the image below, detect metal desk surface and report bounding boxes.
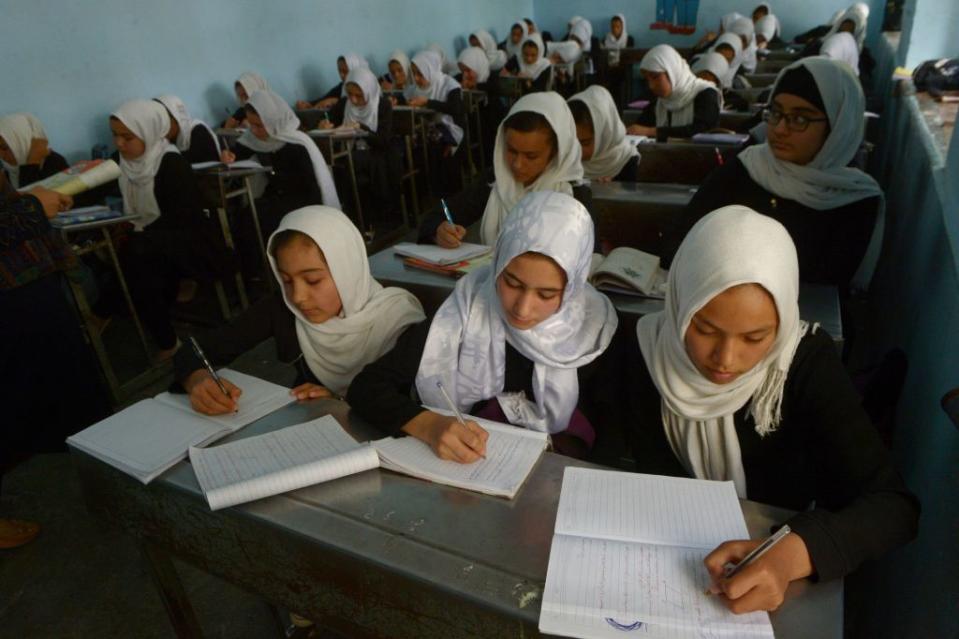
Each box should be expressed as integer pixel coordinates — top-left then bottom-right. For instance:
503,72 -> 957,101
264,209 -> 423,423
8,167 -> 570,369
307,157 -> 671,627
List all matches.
591,181 -> 698,206
72,400 -> 842,639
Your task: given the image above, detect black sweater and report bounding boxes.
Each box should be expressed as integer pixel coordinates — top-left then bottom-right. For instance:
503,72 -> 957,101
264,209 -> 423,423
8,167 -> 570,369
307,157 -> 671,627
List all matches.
609,326 -> 919,582
327,97 -> 394,151
663,157 -> 880,288
181,125 -> 221,164
635,89 -> 721,141
347,320 -> 609,437
234,141 -> 324,207
15,150 -> 68,187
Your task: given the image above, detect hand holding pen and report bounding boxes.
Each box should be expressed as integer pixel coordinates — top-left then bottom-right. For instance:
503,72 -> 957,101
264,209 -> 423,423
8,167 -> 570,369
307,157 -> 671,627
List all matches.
185,336 -> 242,415
435,198 -> 466,248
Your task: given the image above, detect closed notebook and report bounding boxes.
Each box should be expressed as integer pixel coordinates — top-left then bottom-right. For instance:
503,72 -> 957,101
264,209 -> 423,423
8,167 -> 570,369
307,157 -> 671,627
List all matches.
191,159 -> 265,171
402,253 -> 493,279
20,159 -> 121,196
67,369 -> 294,485
589,247 -> 667,299
51,205 -> 121,226
393,241 -> 491,266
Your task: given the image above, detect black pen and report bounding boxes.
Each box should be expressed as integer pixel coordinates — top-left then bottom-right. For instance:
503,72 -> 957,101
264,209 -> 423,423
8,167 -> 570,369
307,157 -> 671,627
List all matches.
724,524 -> 792,579
189,336 -> 230,399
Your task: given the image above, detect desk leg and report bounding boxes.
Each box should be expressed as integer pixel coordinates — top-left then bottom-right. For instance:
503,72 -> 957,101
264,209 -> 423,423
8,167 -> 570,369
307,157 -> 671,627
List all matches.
243,176 -> 275,290
464,104 -> 476,178
344,142 -> 365,231
140,541 -> 205,639
476,106 -> 486,174
65,272 -> 123,402
418,121 -> 430,185
404,134 -> 420,218
102,228 -> 149,353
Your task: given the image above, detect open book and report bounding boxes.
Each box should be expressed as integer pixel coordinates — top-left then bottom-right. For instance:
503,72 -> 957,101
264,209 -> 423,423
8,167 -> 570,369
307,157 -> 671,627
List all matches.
67,369 -> 294,484
20,159 -> 121,196
402,252 -> 493,279
590,247 -> 667,299
393,241 -> 491,266
191,159 -> 265,171
540,468 -> 775,639
188,411 -> 548,510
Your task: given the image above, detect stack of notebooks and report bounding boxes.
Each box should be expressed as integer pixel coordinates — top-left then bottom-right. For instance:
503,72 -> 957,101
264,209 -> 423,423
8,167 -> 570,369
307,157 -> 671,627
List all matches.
393,241 -> 493,278
590,247 -> 667,299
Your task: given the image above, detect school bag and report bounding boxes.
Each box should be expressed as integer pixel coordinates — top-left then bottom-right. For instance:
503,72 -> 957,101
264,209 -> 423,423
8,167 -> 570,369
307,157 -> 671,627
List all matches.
912,58 -> 959,94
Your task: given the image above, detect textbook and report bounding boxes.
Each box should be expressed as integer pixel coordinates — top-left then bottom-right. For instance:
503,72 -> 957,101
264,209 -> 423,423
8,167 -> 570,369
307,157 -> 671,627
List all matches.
51,205 -> 121,226
20,159 -> 120,196
393,241 -> 491,265
539,468 -> 775,639
589,248 -> 667,299
189,411 -> 548,510
402,253 -> 493,279
67,369 -> 294,484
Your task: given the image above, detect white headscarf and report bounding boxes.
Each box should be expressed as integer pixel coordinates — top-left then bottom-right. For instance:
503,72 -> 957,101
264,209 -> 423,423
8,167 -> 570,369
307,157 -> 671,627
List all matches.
267,206 -> 425,396
471,29 -> 508,70
339,53 -> 370,95
506,21 -> 530,61
236,72 -> 269,103
753,3 -> 781,38
518,33 -> 552,80
417,191 -> 616,434
721,12 -> 745,32
739,57 -> 884,286
112,100 -> 178,231
238,89 -> 341,210
569,85 -> 639,180
387,50 -> 411,88
754,15 -> 779,48
826,7 -> 868,50
343,68 -> 382,131
409,51 -> 464,148
0,113 -> 47,188
427,43 -> 457,74
154,95 -> 220,155
712,33 -> 744,87
729,17 -> 758,73
603,13 -> 629,49
568,16 -> 593,52
820,31 -> 860,75
637,205 -> 808,497
692,52 -> 731,92
457,46 -> 491,84
640,45 -> 719,128
480,92 -> 583,245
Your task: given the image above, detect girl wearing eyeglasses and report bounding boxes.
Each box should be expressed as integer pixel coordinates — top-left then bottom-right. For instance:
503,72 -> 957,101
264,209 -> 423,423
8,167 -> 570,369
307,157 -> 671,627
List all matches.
663,57 -> 883,291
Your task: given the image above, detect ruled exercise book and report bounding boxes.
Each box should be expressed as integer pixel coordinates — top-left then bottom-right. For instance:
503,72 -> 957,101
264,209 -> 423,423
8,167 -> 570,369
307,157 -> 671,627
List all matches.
67,369 -> 294,485
540,468 -> 775,639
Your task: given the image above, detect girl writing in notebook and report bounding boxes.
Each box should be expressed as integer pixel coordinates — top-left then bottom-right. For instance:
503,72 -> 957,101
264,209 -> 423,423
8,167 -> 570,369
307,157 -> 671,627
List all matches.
380,50 -> 412,93
503,34 -> 552,95
613,205 -> 918,612
0,113 -> 67,189
665,58 -> 883,290
176,206 -> 424,414
456,47 -> 491,92
223,71 -> 269,129
154,95 -> 221,164
348,191 -> 617,460
417,91 -> 592,249
296,53 -> 369,110
627,45 -> 721,142
567,85 -> 640,182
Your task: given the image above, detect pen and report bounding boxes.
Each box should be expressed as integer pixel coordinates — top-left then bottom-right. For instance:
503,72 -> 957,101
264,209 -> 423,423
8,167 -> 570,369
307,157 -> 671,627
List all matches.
440,198 -> 455,226
436,381 -> 486,459
714,146 -> 725,166
189,335 -> 231,400
723,525 -> 792,580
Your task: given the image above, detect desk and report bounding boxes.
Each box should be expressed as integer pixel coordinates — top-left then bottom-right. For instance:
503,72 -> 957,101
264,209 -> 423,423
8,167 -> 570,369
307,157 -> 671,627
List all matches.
71,399 -> 843,639
730,87 -> 770,106
308,128 -> 369,230
755,58 -> 792,74
592,181 -> 697,254
743,73 -> 780,88
616,48 -> 694,103
392,106 -> 434,221
719,108 -> 762,131
462,90 -> 488,177
634,142 -> 741,184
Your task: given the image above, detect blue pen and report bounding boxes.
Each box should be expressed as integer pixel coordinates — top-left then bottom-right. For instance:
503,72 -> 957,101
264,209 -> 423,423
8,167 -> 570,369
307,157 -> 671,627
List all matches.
440,198 -> 455,226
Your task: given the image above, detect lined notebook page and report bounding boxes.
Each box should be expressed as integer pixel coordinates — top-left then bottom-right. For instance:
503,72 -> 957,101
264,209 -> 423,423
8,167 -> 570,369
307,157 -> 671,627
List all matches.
556,468 -> 748,549
155,369 -> 294,432
372,413 -> 547,498
189,415 -> 379,510
392,241 -> 491,265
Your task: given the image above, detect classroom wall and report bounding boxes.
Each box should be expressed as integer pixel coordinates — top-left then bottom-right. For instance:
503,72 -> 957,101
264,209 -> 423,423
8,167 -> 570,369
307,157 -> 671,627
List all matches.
898,0 -> 959,67
0,0 -> 531,162
530,0 -> 886,49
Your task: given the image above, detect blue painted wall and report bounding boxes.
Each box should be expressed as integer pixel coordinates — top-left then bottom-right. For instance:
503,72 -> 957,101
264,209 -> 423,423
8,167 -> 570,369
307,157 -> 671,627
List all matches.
899,0 -> 959,67
0,0 -> 531,161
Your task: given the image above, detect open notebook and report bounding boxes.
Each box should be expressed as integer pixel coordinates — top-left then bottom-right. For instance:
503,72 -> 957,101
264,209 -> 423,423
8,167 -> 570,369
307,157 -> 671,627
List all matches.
393,241 -> 491,266
67,369 -> 294,484
540,468 -> 775,639
188,411 -> 548,510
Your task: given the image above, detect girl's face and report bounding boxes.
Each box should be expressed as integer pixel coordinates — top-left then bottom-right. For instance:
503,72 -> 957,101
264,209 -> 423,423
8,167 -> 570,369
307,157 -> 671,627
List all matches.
246,111 -> 269,141
469,35 -> 481,48
110,117 -> 146,160
503,127 -> 555,186
575,121 -> 595,161
165,111 -> 180,141
511,25 -> 524,44
740,34 -> 750,49
389,61 -> 407,87
684,284 -> 779,385
643,70 -> 672,98
757,35 -> 768,47
276,238 -> 343,324
346,83 -> 367,107
766,93 -> 829,166
496,252 -> 566,330
0,137 -> 16,165
717,45 -> 736,64
696,70 -> 720,86
411,64 -> 429,89
459,64 -> 478,89
235,82 -> 249,105
752,7 -> 768,22
522,43 -> 539,65
839,19 -> 856,34
611,17 -> 624,38
337,57 -> 349,81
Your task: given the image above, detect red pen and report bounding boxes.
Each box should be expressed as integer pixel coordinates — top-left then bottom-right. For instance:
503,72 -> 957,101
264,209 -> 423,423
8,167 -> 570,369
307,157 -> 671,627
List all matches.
714,147 -> 724,166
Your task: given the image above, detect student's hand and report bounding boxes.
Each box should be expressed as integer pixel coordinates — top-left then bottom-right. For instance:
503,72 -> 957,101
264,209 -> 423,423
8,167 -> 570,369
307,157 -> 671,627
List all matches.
380,80 -> 393,91
26,138 -> 50,165
627,124 -> 657,137
549,53 -> 564,64
499,68 -> 511,77
184,369 -> 242,415
317,120 -> 335,130
596,176 -> 613,183
402,411 -> 489,463
435,221 -> 466,248
408,96 -> 429,107
704,532 -> 814,614
316,97 -> 339,109
389,96 -> 399,107
224,116 -> 240,129
220,149 -> 236,164
291,383 -> 333,401
27,187 -> 72,218
294,99 -> 313,111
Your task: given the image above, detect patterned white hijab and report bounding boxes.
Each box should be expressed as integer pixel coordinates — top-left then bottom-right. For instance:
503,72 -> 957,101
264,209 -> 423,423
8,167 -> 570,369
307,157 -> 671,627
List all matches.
569,85 -> 638,180
417,191 -> 617,434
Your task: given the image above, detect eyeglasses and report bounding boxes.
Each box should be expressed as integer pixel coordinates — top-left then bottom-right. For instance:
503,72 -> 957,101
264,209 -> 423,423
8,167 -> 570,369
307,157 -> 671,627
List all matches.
763,108 -> 829,133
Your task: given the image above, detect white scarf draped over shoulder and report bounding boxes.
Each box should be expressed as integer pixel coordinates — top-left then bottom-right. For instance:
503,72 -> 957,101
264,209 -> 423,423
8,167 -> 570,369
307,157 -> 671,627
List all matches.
603,13 -> 629,50
112,100 -> 179,231
472,29 -> 507,70
343,67 -> 382,132
417,191 -> 617,434
518,33 -> 552,81
0,113 -> 47,188
754,15 -> 779,47
267,206 -> 425,396
712,33 -> 744,88
238,89 -> 341,210
480,91 -> 583,245
640,45 -> 718,128
154,94 -> 220,155
692,52 -> 730,104
410,51 -> 464,148
729,17 -> 758,73
738,57 -> 884,287
821,31 -> 860,75
236,72 -> 269,102
569,85 -> 638,180
637,205 -> 808,497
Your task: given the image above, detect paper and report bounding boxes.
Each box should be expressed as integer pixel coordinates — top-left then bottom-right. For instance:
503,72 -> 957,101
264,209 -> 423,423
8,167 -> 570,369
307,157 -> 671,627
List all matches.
691,133 -> 751,145
190,415 -> 379,510
373,410 -> 547,498
393,241 -> 492,266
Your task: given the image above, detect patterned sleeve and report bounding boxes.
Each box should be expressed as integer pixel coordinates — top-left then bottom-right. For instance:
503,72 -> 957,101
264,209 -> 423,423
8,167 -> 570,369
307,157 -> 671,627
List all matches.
0,195 -> 75,290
